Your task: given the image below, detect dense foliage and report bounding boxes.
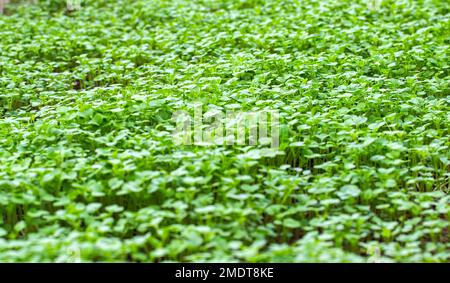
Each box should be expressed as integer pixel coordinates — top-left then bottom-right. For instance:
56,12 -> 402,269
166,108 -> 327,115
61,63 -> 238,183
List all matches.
0,0 -> 449,262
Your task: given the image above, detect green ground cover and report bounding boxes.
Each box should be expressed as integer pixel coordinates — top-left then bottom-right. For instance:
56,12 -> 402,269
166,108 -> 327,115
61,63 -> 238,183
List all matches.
0,0 -> 449,262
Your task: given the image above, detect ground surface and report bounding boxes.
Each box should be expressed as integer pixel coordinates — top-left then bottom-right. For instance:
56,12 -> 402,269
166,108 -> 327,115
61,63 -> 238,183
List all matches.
0,0 -> 449,262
